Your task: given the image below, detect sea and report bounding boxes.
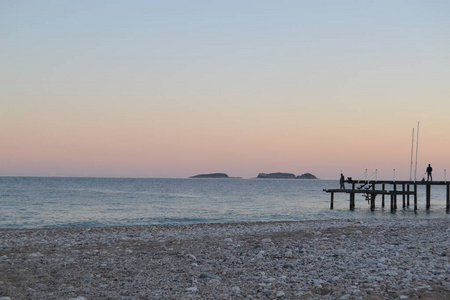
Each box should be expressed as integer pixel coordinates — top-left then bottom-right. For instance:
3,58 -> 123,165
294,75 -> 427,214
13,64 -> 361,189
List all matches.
0,177 -> 448,229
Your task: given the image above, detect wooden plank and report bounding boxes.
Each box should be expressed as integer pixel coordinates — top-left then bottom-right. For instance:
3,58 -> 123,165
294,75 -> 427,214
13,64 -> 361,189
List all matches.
323,189 -> 413,195
345,180 -> 450,185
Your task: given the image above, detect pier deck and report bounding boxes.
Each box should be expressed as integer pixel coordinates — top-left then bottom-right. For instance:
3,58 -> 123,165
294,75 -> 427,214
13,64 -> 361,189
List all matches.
324,179 -> 450,212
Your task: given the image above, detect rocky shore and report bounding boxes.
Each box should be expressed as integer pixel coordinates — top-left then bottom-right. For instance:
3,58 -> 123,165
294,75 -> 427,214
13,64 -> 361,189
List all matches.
1,218 -> 449,299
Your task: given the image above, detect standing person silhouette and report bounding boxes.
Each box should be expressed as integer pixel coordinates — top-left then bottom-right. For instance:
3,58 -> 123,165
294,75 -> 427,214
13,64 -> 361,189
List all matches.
426,164 -> 433,181
340,173 -> 345,189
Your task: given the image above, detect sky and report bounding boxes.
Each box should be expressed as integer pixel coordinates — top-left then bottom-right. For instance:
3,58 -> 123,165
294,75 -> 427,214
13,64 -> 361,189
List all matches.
1,1 -> 449,179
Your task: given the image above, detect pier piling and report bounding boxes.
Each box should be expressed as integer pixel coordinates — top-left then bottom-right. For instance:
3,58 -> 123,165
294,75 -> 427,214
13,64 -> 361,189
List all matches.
370,195 -> 376,211
393,184 -> 397,210
402,184 -> 406,208
350,193 -> 355,210
447,185 -> 450,212
407,184 -> 410,207
414,183 -> 418,210
330,192 -> 334,210
390,194 -> 394,212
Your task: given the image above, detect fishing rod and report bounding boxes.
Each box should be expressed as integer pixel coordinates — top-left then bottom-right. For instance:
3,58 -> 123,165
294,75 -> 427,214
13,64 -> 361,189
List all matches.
414,122 -> 420,181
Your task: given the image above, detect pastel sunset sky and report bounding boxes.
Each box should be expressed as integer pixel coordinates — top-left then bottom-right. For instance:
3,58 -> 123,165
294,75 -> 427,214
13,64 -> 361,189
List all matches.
1,1 -> 449,179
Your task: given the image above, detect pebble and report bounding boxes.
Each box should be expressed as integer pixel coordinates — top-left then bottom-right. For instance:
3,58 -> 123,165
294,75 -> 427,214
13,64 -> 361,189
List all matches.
276,291 -> 285,297
199,273 -> 222,280
224,238 -> 233,243
0,218 -> 448,299
331,276 -> 340,282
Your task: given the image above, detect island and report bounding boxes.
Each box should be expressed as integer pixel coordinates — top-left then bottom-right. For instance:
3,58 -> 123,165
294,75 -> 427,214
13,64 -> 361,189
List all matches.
257,172 -> 318,179
190,172 -> 318,179
296,172 -> 318,179
257,172 -> 296,179
190,173 -> 230,179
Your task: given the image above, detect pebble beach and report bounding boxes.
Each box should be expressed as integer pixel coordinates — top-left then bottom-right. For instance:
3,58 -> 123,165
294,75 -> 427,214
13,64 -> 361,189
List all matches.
1,218 -> 449,300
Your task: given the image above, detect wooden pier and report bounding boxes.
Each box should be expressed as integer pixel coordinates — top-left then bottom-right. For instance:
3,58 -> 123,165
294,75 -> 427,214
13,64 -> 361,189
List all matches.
324,179 -> 450,212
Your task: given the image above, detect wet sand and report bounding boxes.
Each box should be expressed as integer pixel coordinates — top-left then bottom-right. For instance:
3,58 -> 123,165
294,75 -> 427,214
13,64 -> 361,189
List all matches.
1,218 -> 449,299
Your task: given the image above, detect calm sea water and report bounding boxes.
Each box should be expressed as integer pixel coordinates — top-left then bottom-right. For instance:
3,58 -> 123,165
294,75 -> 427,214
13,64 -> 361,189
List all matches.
0,177 -> 448,229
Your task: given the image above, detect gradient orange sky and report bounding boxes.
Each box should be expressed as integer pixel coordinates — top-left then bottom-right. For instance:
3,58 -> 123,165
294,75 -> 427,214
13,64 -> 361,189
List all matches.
1,1 -> 449,179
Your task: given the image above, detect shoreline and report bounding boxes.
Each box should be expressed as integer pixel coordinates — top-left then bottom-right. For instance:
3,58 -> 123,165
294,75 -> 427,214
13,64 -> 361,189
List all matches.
1,218 -> 449,299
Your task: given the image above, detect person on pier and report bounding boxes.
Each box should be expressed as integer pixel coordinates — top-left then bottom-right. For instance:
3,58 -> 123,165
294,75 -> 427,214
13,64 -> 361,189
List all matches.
426,164 -> 433,181
340,173 -> 346,189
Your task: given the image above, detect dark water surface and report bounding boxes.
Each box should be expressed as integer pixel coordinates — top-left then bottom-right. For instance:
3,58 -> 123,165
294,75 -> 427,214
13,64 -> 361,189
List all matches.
0,177 -> 448,228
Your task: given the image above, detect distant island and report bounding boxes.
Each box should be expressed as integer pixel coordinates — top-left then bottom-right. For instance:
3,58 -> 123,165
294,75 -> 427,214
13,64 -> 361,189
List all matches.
190,172 -> 318,179
190,173 -> 230,179
257,172 -> 296,179
257,172 -> 318,179
296,172 -> 318,179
